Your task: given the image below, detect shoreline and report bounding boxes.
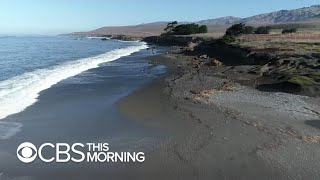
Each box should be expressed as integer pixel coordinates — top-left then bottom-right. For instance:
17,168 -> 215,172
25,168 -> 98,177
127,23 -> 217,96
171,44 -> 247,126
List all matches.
0,38 -> 148,121
0,48 -> 168,180
1,37 -> 319,179
117,53 -> 285,179
117,48 -> 320,179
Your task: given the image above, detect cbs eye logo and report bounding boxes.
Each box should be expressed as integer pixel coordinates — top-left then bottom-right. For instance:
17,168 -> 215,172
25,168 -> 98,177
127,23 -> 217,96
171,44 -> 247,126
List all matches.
17,142 -> 37,163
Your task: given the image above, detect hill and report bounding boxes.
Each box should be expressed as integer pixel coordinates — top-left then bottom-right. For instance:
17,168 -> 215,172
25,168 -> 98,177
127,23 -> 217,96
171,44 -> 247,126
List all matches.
197,16 -> 242,25
239,5 -> 320,24
72,5 -> 320,37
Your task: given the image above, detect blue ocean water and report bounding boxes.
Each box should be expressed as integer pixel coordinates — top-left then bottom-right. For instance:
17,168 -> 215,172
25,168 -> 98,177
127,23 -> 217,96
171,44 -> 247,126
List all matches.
0,36 -> 148,120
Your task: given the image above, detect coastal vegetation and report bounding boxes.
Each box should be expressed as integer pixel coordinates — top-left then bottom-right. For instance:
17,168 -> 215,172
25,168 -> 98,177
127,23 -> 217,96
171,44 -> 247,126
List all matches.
142,7 -> 320,97
145,20 -> 320,96
220,23 -> 272,43
219,35 -> 237,44
282,28 -> 298,34
163,21 -> 208,35
225,23 -> 247,36
164,21 -> 178,33
225,23 -> 271,36
254,26 -> 271,34
288,75 -> 319,86
220,23 -> 248,43
243,26 -> 255,34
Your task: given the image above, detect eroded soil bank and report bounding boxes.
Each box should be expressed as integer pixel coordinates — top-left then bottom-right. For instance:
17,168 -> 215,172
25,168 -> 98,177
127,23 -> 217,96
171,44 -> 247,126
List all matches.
144,36 -> 320,97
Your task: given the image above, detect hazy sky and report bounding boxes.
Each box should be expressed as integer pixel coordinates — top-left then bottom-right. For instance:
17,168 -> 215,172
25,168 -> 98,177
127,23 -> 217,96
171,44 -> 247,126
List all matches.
0,0 -> 319,34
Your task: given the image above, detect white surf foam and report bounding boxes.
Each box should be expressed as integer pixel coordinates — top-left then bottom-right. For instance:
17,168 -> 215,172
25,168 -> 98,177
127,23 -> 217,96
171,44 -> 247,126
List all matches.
86,36 -> 111,40
0,43 -> 148,120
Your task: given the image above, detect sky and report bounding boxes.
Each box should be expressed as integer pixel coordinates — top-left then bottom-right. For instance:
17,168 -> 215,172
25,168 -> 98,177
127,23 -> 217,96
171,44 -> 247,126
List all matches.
0,0 -> 319,35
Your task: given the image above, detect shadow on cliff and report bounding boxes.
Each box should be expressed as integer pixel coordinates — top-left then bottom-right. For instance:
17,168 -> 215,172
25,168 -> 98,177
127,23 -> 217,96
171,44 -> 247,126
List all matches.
180,41 -> 278,66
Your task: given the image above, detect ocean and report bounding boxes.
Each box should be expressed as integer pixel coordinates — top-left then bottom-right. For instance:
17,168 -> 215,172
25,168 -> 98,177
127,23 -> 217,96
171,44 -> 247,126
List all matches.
0,36 -> 166,179
0,36 -> 149,120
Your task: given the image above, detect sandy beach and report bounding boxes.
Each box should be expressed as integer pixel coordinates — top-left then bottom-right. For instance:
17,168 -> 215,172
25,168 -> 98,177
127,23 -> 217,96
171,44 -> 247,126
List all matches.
117,51 -> 320,179
1,1 -> 320,179
0,43 -> 319,179
0,49 -> 167,180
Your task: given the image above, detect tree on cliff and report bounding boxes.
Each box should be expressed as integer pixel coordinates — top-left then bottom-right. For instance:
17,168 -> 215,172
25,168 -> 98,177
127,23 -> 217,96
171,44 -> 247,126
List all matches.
164,21 -> 178,33
163,22 -> 208,35
199,25 -> 208,33
225,23 -> 246,36
173,24 -> 199,35
226,23 -> 256,36
220,23 -> 272,43
220,23 -> 255,44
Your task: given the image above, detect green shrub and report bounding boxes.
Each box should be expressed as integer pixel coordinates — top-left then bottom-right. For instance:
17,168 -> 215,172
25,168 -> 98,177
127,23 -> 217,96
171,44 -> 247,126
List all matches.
225,23 -> 256,36
221,23 -> 255,44
226,23 -> 246,36
164,21 -> 178,33
219,35 -> 236,44
164,23 -> 208,35
288,76 -> 318,86
243,26 -> 255,34
254,26 -> 271,34
173,24 -> 200,35
282,28 -> 297,34
199,25 -> 208,33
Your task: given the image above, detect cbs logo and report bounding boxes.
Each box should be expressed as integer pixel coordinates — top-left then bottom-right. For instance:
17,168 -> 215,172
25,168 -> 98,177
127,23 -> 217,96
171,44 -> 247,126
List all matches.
16,142 -> 37,163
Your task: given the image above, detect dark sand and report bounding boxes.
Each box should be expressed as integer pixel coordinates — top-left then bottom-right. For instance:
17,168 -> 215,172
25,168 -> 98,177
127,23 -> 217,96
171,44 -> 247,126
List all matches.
118,53 -> 320,179
0,50 -> 167,180
1,48 -> 320,179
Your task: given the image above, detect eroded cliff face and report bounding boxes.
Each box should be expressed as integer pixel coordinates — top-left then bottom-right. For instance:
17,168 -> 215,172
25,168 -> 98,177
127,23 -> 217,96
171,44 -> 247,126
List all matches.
144,36 -> 198,46
144,35 -> 320,97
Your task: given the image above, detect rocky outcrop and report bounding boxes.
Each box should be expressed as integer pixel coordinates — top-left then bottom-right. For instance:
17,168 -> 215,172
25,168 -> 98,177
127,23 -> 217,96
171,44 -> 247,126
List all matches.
110,35 -> 142,41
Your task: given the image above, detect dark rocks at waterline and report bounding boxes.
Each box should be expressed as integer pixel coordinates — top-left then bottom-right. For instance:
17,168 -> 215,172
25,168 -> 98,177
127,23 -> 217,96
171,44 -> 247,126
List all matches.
110,35 -> 142,41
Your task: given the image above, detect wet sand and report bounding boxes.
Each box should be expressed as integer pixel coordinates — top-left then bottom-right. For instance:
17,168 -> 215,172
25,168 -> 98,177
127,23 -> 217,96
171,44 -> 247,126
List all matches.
118,53 -> 320,179
0,50 -> 167,180
1,48 -> 320,179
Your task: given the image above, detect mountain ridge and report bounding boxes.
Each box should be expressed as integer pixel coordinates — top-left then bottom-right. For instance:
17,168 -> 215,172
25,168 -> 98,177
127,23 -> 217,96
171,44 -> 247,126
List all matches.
238,5 -> 320,24
73,5 -> 320,36
197,16 -> 242,25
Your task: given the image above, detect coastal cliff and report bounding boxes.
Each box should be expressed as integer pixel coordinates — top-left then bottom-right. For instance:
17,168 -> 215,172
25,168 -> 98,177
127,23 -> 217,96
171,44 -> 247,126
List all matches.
143,35 -> 320,97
